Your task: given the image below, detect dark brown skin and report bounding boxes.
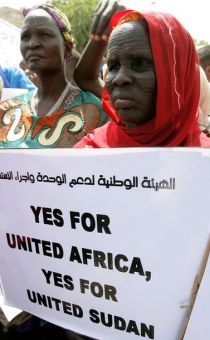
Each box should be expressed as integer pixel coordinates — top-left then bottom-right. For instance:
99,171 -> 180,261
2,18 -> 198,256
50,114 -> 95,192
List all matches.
74,0 -> 125,98
105,20 -> 157,127
91,0 -> 125,39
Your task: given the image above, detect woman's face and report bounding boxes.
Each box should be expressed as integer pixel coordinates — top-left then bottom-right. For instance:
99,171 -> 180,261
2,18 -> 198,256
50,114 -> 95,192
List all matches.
20,9 -> 68,74
105,20 -> 157,127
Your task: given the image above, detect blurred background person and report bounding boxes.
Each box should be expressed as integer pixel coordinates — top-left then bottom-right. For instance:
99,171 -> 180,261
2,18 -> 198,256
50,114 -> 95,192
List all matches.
19,59 -> 39,86
0,64 -> 36,91
198,66 -> 210,135
197,45 -> 210,134
197,45 -> 210,82
65,48 -> 81,86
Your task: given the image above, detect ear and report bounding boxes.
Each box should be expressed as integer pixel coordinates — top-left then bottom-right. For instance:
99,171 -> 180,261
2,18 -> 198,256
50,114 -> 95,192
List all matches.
64,42 -> 73,62
204,65 -> 210,82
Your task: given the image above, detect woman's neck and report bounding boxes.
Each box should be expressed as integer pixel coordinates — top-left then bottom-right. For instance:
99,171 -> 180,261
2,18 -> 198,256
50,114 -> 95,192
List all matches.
36,72 -> 69,98
30,75 -> 76,117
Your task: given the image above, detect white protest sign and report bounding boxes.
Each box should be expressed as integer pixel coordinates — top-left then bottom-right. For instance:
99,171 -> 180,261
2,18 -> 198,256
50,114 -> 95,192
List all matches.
0,148 -> 210,340
0,18 -> 22,67
183,253 -> 210,339
1,88 -> 28,100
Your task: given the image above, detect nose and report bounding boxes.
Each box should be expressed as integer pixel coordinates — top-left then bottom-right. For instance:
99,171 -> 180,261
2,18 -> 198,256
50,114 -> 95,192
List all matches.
27,35 -> 40,49
112,66 -> 132,87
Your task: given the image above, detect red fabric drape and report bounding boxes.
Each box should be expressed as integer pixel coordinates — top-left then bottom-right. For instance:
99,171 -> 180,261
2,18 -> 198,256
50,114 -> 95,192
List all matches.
75,10 -> 210,148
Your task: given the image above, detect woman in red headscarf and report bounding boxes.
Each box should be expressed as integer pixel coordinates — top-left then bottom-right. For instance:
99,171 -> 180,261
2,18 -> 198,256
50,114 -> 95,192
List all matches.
74,7 -> 210,148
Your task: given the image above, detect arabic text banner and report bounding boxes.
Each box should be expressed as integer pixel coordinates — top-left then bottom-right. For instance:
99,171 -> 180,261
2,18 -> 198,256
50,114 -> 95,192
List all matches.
0,148 -> 209,340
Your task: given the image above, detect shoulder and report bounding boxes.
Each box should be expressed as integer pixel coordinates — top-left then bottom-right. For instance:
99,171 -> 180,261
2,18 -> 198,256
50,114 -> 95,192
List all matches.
65,89 -> 107,127
69,89 -> 102,106
81,90 -> 102,107
76,90 -> 107,126
79,90 -> 101,102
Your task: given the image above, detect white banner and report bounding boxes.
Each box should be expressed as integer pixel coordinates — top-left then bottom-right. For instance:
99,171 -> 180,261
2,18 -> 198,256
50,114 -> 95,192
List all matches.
1,88 -> 28,100
0,148 -> 209,340
0,18 -> 22,67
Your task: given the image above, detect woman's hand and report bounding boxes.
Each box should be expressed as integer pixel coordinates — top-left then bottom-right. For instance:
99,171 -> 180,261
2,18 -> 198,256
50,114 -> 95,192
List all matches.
74,0 -> 126,97
90,0 -> 125,42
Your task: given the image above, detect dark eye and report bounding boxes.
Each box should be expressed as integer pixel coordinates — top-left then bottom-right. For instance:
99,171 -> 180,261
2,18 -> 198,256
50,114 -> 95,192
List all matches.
108,62 -> 120,72
21,34 -> 29,41
132,58 -> 152,71
40,33 -> 51,38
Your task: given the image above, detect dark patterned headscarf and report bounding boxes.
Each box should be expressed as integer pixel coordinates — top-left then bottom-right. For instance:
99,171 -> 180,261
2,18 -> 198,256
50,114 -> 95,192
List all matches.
23,4 -> 74,44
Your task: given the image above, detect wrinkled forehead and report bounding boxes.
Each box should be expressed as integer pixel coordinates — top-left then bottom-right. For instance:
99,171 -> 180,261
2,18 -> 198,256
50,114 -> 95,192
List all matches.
22,9 -> 61,35
107,20 -> 151,56
109,20 -> 149,43
23,8 -> 57,28
25,8 -> 52,20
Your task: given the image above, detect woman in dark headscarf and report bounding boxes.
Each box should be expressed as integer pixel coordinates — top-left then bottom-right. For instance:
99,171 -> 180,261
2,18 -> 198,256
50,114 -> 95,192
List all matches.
0,4 -> 106,148
74,8 -> 210,148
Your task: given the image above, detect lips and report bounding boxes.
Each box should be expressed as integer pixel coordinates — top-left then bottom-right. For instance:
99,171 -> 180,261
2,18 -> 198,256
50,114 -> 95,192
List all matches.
27,54 -> 44,61
113,98 -> 134,110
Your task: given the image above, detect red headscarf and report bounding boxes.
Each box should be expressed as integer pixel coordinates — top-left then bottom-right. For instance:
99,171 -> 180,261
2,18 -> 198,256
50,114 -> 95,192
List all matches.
75,10 -> 210,148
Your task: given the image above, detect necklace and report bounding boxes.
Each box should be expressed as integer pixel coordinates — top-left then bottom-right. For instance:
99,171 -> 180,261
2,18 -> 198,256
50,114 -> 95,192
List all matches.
30,82 -> 71,116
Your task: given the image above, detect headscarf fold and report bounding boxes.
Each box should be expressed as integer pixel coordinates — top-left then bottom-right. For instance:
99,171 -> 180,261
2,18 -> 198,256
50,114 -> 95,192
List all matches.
76,10 -> 210,148
23,4 -> 74,44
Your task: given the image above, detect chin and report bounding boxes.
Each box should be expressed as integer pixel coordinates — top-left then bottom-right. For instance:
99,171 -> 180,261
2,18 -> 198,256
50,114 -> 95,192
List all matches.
117,111 -> 140,125
27,63 -> 39,72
